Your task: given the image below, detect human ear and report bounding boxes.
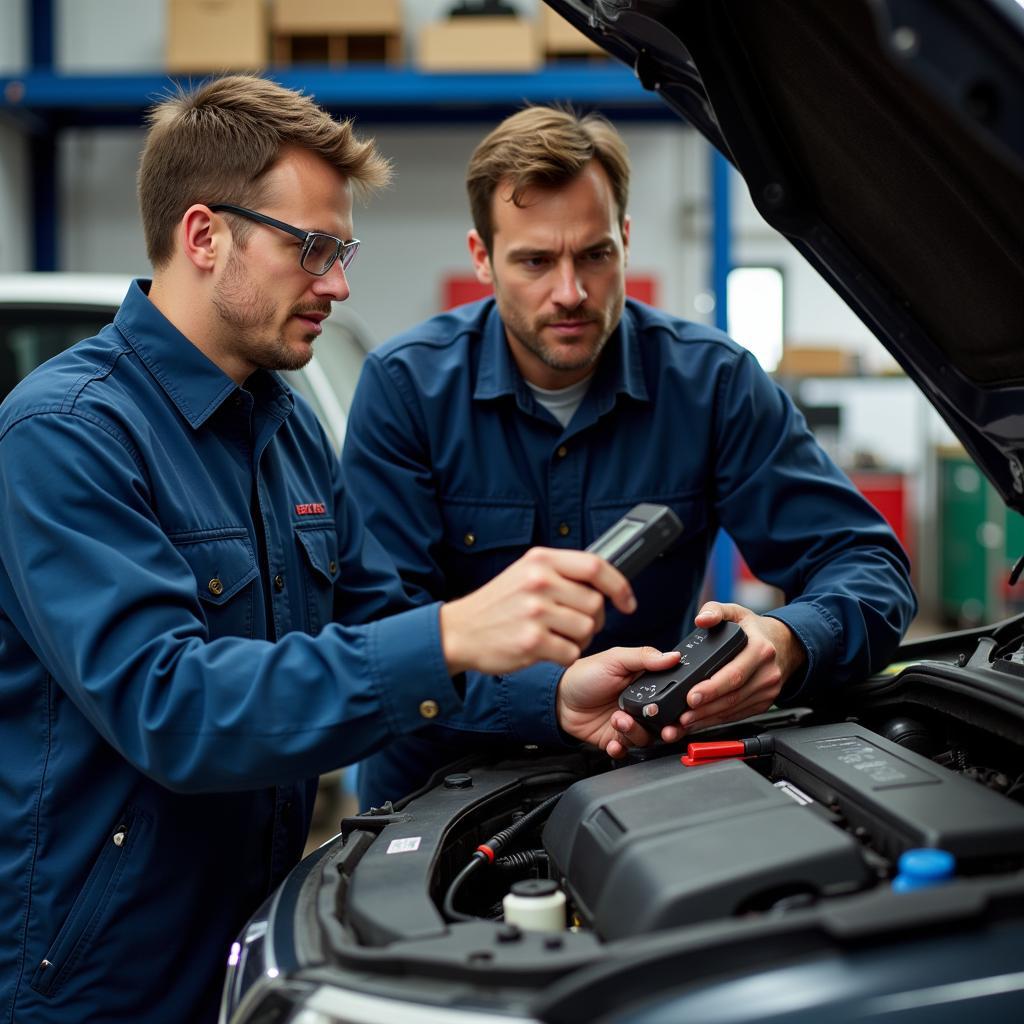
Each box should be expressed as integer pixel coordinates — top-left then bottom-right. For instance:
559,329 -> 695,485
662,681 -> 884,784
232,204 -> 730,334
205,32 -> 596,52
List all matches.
180,205 -> 222,273
467,229 -> 494,285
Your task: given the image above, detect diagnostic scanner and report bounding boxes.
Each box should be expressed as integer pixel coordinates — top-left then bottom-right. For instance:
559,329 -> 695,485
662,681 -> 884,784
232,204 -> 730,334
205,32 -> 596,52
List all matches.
619,621 -> 748,734
585,503 -> 683,580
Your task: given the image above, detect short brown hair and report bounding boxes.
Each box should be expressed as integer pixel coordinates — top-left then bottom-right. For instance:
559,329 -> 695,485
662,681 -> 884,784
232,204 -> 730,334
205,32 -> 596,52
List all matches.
138,74 -> 391,267
466,105 -> 630,252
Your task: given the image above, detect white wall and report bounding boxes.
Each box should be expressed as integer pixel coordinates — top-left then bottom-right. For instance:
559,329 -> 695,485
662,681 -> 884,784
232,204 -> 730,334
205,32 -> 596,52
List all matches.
0,121 -> 29,271
57,0 -> 164,71
0,0 -> 25,73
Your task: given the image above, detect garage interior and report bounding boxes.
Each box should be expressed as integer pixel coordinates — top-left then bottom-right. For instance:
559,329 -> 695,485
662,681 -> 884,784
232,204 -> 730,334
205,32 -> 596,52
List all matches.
1,1 -> 1017,849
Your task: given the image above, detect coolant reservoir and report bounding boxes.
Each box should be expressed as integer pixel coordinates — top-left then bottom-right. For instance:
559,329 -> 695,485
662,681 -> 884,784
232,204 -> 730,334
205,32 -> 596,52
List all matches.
502,879 -> 566,932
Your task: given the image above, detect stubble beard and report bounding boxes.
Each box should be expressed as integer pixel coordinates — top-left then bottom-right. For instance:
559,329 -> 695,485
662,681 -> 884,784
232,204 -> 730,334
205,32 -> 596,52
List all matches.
499,296 -> 620,375
212,248 -> 317,373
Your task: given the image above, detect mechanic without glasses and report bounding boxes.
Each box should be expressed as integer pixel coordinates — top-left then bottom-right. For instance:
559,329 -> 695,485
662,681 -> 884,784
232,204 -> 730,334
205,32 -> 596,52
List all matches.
0,78 -> 675,1024
342,105 -> 919,809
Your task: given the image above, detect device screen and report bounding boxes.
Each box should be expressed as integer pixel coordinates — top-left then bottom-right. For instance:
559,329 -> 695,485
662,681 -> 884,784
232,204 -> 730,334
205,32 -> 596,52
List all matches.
590,517 -> 644,559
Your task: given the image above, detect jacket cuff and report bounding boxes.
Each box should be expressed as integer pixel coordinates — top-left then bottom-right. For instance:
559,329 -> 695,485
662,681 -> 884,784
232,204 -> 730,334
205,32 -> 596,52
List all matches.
764,600 -> 842,704
366,602 -> 465,735
496,661 -> 571,747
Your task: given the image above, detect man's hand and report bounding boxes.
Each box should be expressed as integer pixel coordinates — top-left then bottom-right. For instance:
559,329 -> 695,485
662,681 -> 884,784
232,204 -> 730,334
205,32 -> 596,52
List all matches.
557,645 -> 682,757
610,602 -> 806,742
440,547 -> 637,676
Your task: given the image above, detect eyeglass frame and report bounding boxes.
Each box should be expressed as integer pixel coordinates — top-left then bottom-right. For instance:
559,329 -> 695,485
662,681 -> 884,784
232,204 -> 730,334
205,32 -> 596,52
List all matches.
208,203 -> 360,276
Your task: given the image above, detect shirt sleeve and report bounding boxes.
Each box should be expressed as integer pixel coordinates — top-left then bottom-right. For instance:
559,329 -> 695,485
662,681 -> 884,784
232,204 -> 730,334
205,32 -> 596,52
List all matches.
0,411 -> 464,794
711,350 -> 918,699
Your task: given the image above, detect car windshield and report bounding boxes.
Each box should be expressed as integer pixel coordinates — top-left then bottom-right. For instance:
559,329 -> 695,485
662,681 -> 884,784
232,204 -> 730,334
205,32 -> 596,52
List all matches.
0,306 -> 113,403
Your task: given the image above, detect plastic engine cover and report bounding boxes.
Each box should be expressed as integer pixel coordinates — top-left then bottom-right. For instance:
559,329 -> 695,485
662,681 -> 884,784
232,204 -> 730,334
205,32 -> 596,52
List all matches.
542,755 -> 871,941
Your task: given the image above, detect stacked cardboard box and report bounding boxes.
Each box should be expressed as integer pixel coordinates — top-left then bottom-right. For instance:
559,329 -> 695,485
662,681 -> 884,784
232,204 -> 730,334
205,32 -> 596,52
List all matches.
166,0 -> 268,73
418,16 -> 541,72
271,0 -> 402,65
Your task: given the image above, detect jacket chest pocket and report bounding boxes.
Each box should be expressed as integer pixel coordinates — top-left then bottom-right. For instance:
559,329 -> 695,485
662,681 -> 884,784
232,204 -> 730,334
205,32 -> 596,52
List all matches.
439,499 -> 536,599
295,523 -> 341,634
172,530 -> 259,639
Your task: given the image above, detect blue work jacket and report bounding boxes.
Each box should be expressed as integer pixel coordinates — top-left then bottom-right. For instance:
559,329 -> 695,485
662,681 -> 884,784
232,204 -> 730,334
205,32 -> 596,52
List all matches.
342,298 -> 917,808
0,282 -> 469,1024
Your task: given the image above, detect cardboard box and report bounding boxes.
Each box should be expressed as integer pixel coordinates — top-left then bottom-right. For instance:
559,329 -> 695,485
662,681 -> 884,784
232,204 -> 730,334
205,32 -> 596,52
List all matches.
166,0 -> 267,72
418,17 -> 541,73
271,0 -> 401,35
774,346 -> 858,377
540,6 -> 604,56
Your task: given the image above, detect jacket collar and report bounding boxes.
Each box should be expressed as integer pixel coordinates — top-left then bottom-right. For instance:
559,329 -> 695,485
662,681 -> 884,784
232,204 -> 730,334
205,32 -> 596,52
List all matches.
114,279 -> 292,429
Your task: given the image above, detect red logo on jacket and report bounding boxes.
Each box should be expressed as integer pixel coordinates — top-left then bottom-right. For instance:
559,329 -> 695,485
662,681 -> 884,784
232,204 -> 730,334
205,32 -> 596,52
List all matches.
294,502 -> 327,516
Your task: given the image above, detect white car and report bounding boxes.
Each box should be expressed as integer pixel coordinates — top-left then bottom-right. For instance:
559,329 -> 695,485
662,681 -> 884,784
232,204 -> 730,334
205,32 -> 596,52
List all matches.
0,272 -> 374,450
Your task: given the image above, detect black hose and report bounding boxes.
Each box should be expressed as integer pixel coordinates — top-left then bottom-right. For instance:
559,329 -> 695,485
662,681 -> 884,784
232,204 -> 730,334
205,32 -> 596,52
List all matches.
441,793 -> 563,923
442,852 -> 488,922
495,849 -> 548,870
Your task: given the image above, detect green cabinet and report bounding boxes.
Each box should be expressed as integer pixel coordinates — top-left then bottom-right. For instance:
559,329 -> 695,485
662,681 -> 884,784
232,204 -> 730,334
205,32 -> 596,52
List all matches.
939,450 -> 1024,625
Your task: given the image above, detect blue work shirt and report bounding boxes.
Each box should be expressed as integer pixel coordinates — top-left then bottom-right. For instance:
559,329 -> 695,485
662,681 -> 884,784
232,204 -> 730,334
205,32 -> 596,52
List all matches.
0,281 -> 469,1024
343,298 -> 917,808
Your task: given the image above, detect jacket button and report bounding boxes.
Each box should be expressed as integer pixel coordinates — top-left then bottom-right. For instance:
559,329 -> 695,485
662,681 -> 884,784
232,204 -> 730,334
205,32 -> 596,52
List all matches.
328,560 -> 337,574
463,532 -> 476,547
113,830 -> 126,847
273,574 -> 285,592
208,577 -> 224,597
558,522 -> 570,537
419,699 -> 440,719
556,445 -> 568,458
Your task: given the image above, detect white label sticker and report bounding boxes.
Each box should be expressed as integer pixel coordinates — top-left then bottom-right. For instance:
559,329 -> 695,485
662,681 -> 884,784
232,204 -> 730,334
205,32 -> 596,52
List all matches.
386,836 -> 422,855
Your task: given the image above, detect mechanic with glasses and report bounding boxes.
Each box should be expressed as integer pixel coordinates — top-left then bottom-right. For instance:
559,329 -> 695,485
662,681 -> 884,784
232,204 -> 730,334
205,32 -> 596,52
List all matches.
0,76 -> 677,1024
341,106 -> 919,810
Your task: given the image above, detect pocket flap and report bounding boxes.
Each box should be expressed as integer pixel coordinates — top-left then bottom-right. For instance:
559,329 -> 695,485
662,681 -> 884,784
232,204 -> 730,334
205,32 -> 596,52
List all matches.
295,525 -> 341,583
441,500 -> 535,553
173,532 -> 259,606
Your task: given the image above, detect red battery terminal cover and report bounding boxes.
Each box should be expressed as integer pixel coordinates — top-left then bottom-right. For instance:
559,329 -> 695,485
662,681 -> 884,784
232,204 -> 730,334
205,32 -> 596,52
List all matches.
681,735 -> 774,766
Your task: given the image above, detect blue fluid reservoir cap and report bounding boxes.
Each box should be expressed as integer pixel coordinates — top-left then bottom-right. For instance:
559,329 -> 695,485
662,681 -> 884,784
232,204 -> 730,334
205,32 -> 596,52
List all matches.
892,848 -> 956,892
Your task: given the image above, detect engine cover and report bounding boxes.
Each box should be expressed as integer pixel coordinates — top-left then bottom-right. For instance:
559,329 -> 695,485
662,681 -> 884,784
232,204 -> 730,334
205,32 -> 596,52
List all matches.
542,753 -> 870,941
543,722 -> 1024,941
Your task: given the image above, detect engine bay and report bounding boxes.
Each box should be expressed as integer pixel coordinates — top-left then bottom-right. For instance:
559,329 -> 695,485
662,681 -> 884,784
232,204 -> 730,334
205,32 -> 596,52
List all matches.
295,627 -> 1024,1020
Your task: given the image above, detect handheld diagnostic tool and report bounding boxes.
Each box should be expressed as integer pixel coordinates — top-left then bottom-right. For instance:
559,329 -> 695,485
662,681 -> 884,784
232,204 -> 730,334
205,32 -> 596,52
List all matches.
585,503 -> 683,580
619,621 -> 748,733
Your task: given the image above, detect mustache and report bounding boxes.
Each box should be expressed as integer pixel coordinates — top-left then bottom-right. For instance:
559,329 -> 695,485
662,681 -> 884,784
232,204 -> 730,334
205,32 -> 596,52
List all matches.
542,312 -> 598,326
290,303 -> 332,318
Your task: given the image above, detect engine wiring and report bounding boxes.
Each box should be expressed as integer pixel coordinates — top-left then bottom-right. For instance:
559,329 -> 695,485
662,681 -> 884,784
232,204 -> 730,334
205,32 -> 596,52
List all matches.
441,792 -> 562,923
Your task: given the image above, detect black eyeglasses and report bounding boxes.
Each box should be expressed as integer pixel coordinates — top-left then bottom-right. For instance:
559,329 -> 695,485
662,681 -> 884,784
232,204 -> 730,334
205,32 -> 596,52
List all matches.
209,204 -> 360,276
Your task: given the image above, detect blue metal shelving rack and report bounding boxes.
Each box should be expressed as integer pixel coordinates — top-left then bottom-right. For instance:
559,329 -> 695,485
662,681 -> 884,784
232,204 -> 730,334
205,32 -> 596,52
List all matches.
2,1 -> 675,271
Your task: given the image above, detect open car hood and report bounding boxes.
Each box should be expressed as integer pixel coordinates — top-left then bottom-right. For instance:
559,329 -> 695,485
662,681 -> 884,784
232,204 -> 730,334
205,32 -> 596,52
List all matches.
547,0 -> 1024,511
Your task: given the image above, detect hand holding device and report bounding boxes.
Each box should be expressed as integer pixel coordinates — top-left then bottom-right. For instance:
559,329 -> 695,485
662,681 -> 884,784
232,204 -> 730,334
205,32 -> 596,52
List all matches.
618,621 -> 748,734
